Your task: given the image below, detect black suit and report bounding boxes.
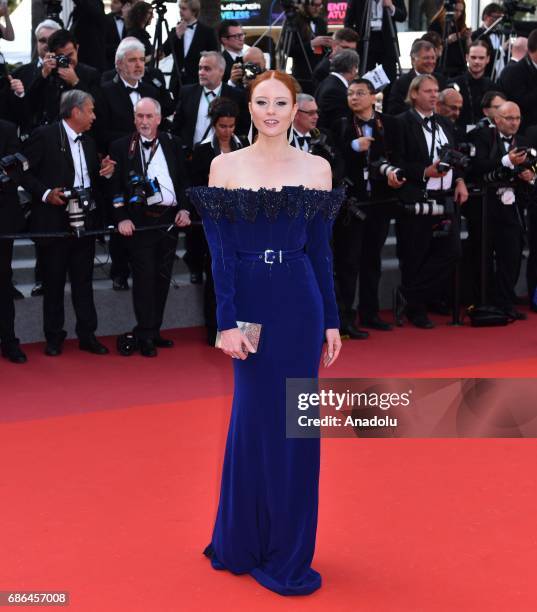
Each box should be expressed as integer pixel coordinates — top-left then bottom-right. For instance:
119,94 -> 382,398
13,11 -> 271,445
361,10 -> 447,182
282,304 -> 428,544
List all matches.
315,74 -> 351,131
172,83 -> 249,148
391,110 -> 462,314
449,72 -> 494,130
12,59 -> 41,89
104,12 -> 127,70
21,122 -> 105,345
331,113 -> 399,323
0,120 -> 25,350
386,70 -> 447,116
162,22 -> 219,98
498,56 -> 537,131
344,0 -> 406,86
108,132 -> 190,340
71,0 -> 107,72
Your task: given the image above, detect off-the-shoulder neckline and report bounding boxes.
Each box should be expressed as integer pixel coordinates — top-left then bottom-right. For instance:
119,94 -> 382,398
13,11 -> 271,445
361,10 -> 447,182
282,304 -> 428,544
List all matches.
192,185 -> 343,194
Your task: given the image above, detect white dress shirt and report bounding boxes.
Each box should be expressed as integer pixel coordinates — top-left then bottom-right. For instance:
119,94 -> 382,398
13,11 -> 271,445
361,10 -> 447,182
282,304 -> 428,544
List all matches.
120,76 -> 141,107
140,137 -> 176,207
193,83 -> 223,146
114,14 -> 125,39
183,22 -> 196,57
416,110 -> 453,190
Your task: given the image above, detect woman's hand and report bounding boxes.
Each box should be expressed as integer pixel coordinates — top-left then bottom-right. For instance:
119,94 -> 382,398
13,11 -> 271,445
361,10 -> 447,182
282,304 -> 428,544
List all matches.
323,329 -> 342,368
219,328 -> 255,360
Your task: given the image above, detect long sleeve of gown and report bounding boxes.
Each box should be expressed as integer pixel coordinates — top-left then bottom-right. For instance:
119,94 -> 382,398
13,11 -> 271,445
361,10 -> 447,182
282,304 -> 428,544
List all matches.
305,191 -> 344,330
189,188 -> 238,331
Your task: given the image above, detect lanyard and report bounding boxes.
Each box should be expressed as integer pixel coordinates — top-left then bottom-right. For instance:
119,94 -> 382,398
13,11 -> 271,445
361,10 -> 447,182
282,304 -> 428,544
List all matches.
74,139 -> 86,188
140,139 -> 160,177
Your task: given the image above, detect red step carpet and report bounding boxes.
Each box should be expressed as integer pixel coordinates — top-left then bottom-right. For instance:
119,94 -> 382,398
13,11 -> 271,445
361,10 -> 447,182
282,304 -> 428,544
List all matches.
1,315 -> 537,611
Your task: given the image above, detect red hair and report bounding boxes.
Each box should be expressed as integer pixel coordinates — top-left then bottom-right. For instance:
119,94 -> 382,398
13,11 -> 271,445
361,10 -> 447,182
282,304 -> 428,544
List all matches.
248,70 -> 299,104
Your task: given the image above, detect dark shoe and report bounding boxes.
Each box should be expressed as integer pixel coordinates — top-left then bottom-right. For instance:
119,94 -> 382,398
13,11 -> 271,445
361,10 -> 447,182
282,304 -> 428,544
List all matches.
360,314 -> 393,331
44,342 -> 63,356
31,282 -> 44,297
1,344 -> 27,364
407,312 -> 435,329
112,277 -> 129,291
79,337 -> 109,355
11,286 -> 25,300
139,339 -> 157,357
190,272 -> 203,284
504,307 -> 527,321
340,323 -> 369,339
154,335 -> 174,348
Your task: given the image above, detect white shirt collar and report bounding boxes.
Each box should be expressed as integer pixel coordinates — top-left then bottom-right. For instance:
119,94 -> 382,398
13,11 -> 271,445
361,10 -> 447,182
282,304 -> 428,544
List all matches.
293,127 -> 311,138
203,83 -> 223,96
416,109 -> 434,120
62,120 -> 81,142
330,72 -> 349,88
120,75 -> 140,89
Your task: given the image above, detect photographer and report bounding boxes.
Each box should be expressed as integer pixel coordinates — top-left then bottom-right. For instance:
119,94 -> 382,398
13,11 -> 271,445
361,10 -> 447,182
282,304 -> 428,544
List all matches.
312,27 -> 359,88
70,0 -> 107,72
104,0 -> 131,70
471,101 -> 534,319
428,1 -> 471,78
21,90 -> 115,357
284,1 -> 330,95
0,120 -> 27,364
109,97 -> 191,357
228,46 -> 266,90
332,78 -> 402,337
218,20 -> 249,84
472,3 -> 506,78
25,29 -> 102,132
392,74 -> 469,328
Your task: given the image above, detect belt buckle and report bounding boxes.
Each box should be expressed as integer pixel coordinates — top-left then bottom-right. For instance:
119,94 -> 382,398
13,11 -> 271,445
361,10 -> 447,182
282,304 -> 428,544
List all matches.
263,249 -> 282,264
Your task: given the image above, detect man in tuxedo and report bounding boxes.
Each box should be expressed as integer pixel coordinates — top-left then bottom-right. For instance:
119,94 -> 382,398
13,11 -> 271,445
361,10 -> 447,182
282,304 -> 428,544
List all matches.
498,29 -> 537,131
12,20 -> 61,90
471,101 -> 534,319
172,51 -> 249,151
312,27 -> 359,89
25,29 -> 102,132
228,46 -> 266,90
332,78 -> 403,337
391,74 -> 469,328
387,40 -> 446,116
344,0 -> 407,87
0,120 -> 27,363
161,0 -> 218,99
21,90 -> 115,356
449,40 -> 493,133
315,49 -> 359,131
104,0 -> 131,70
109,97 -> 191,357
217,20 -> 248,84
70,0 -> 107,72
471,3 -> 505,78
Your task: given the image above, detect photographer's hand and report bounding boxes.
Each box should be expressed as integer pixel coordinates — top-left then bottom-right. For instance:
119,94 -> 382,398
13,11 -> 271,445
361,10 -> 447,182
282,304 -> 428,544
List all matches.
387,170 -> 405,188
46,188 -> 66,206
58,66 -> 79,87
508,148 -> 527,166
311,36 -> 333,48
42,53 -> 56,78
118,220 -> 135,237
230,63 -> 244,85
454,178 -> 469,204
8,76 -> 24,97
99,155 -> 117,177
175,209 -> 191,227
424,160 -> 448,178
356,136 -> 374,152
175,21 -> 187,39
219,328 -> 255,360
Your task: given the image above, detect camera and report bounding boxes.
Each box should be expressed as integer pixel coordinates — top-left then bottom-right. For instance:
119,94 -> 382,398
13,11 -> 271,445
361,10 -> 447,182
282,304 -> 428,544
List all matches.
370,158 -> 405,182
127,171 -> 163,206
0,153 -> 30,192
484,147 -> 537,182
437,144 -> 472,173
243,62 -> 265,82
513,146 -> 537,173
117,332 -> 138,356
62,186 -> 93,237
402,197 -> 455,236
44,0 -> 63,23
503,0 -> 536,16
54,54 -> 70,69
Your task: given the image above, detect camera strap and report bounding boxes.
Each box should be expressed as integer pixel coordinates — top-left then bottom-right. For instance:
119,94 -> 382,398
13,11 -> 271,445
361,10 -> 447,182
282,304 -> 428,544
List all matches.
139,138 -> 160,179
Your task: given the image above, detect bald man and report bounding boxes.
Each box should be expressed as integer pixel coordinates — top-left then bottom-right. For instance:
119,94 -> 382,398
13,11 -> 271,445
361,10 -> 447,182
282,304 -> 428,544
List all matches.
228,46 -> 266,89
509,37 -> 528,63
470,101 -> 535,320
437,89 -> 464,123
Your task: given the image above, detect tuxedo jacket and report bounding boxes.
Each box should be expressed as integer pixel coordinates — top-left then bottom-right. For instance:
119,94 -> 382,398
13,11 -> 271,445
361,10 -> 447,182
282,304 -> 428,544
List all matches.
315,74 -> 351,131
171,83 -> 250,147
12,59 -> 41,89
0,120 -> 25,234
449,72 -> 494,129
99,75 -> 175,150
21,122 -> 104,239
498,56 -> 537,130
386,70 -> 447,116
108,131 -> 190,228
332,113 -> 399,202
391,110 -> 461,201
104,12 -> 127,70
344,0 -> 407,62
162,21 -> 218,95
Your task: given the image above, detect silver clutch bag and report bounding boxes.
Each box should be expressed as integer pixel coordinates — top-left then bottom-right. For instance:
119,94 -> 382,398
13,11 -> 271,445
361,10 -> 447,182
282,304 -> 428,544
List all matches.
215,321 -> 262,353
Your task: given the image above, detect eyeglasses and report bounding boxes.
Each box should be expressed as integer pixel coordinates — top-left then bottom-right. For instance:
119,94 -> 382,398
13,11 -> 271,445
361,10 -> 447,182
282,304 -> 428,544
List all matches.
298,109 -> 319,116
225,33 -> 245,40
348,90 -> 370,97
497,115 -> 521,121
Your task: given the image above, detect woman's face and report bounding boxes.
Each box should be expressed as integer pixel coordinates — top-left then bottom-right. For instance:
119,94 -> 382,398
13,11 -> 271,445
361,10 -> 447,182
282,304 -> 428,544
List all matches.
214,116 -> 236,143
249,78 -> 297,138
455,2 -> 464,18
145,9 -> 153,26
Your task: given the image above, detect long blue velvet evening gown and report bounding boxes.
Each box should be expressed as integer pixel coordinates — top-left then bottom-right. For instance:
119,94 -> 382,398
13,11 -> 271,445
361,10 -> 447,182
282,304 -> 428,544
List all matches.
189,186 -> 344,596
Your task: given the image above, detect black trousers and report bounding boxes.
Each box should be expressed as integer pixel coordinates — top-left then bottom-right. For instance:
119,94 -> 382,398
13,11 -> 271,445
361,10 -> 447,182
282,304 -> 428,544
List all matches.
0,239 -> 18,347
333,206 -> 391,324
526,204 -> 537,306
37,236 -> 98,344
396,213 -> 461,313
127,226 -> 178,340
109,233 -> 131,280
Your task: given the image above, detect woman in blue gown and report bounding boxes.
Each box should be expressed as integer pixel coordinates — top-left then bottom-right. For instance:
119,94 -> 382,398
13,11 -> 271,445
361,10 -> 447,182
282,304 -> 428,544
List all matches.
189,70 -> 344,596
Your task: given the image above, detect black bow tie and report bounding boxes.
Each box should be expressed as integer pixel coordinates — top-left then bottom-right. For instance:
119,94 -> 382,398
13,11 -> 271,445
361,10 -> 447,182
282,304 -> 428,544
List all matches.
142,138 -> 156,149
125,86 -> 139,94
187,22 -> 197,29
296,135 -> 311,147
204,89 -> 216,98
115,15 -> 123,21
357,118 -> 375,129
501,136 -> 513,144
74,134 -> 83,143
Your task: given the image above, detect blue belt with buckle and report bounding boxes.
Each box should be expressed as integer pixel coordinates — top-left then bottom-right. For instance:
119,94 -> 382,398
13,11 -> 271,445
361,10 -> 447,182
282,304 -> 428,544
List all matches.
236,247 -> 305,264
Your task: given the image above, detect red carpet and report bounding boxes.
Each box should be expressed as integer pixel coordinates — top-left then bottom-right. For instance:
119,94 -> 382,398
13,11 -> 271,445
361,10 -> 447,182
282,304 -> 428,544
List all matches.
1,316 -> 537,611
